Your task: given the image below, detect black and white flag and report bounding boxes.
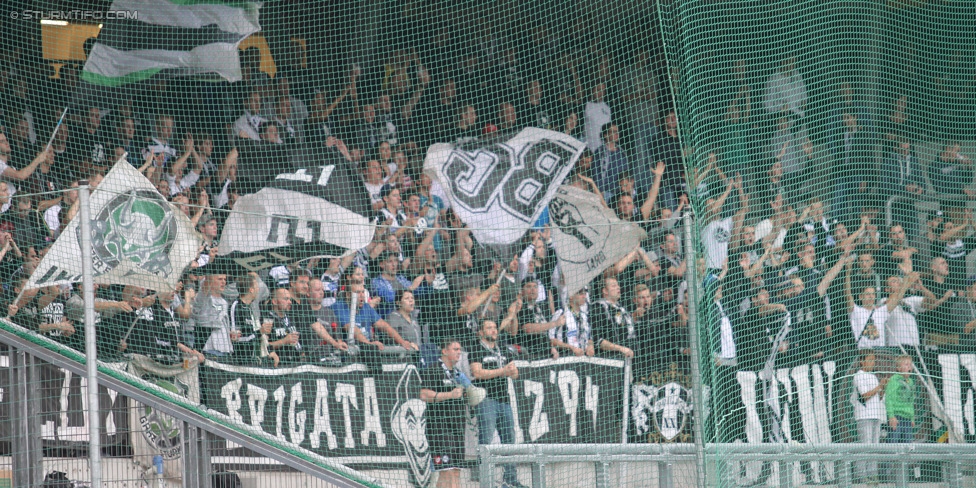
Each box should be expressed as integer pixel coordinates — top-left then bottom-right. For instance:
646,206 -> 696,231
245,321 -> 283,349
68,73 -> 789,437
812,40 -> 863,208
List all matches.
218,160 -> 376,270
424,128 -> 585,246
549,185 -> 646,296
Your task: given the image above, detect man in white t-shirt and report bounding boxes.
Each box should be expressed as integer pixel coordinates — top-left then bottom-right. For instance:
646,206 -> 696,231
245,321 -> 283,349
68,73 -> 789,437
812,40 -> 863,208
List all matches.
583,82 -> 612,151
879,274 -> 924,347
844,262 -> 915,349
852,351 -> 887,482
701,174 -> 749,275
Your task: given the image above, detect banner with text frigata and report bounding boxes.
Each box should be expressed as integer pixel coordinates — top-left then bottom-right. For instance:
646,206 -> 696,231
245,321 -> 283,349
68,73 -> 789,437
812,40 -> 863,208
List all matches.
26,158 -> 200,293
424,128 -> 585,246
550,185 -> 647,297
203,356 -> 626,470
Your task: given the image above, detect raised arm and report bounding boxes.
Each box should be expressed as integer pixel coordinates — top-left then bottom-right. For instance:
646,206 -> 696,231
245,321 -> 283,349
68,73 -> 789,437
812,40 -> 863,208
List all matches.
843,255 -> 855,312
817,248 -> 852,296
4,147 -> 50,181
729,174 -> 750,250
640,161 -> 666,221
886,272 -> 919,313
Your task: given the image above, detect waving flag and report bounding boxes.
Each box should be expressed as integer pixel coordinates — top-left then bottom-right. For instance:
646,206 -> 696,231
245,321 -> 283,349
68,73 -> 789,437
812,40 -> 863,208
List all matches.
549,185 -> 646,296
218,156 -> 376,271
26,158 -> 201,292
81,0 -> 262,87
423,128 -> 585,246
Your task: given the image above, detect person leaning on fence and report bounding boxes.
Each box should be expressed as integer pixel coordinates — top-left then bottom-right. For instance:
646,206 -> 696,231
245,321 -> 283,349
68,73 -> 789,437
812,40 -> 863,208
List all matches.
469,320 -> 527,488
420,339 -> 468,488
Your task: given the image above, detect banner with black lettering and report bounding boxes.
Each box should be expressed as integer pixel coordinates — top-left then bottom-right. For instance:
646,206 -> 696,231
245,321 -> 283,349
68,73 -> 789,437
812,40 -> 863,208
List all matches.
203,356 -> 626,470
219,157 -> 376,270
424,128 -> 585,246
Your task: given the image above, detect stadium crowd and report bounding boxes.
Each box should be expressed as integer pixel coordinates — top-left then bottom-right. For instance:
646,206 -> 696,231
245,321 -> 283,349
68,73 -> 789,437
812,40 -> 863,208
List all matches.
0,15 -> 966,486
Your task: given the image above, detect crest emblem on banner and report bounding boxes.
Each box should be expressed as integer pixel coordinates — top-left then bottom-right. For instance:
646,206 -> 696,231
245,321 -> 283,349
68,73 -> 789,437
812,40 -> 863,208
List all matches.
632,368 -> 694,442
138,377 -> 186,459
86,189 -> 178,277
391,365 -> 431,487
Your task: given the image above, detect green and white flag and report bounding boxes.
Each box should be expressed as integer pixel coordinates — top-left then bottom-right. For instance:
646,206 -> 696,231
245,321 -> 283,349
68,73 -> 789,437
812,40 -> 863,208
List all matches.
26,157 -> 201,293
81,0 -> 262,87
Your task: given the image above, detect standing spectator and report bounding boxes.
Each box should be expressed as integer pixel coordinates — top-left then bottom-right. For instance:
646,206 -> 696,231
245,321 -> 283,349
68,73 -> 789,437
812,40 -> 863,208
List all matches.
764,56 -> 807,120
229,273 -> 266,365
384,290 -> 427,352
469,320 -> 525,488
420,340 -> 467,487
516,280 -> 563,359
843,256 -> 912,349
264,288 -> 307,365
879,140 -> 924,198
852,351 -> 886,483
332,281 -> 417,353
194,273 -> 237,358
881,274 -> 924,347
592,124 -> 629,201
550,288 -> 593,357
233,90 -> 265,141
831,112 -> 874,223
371,251 -> 427,317
621,50 -> 658,168
770,116 -> 813,201
649,110 -> 683,209
928,143 -> 972,199
298,278 -> 348,363
590,278 -> 636,358
583,82 -> 611,151
885,355 -> 917,444
145,114 -> 178,167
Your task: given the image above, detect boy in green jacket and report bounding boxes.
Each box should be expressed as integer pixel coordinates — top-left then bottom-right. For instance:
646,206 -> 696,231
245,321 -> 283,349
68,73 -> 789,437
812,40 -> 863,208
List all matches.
885,355 -> 916,443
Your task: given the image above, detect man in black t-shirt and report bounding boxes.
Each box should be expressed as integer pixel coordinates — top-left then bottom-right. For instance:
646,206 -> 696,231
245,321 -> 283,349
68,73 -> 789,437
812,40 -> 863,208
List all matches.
515,280 -> 564,359
590,278 -> 636,359
420,340 -> 467,484
264,288 -> 307,365
469,320 -> 525,487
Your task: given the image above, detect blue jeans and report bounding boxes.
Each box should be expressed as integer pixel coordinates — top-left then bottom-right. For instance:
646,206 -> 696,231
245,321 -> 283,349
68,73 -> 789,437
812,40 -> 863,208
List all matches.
887,416 -> 915,443
477,398 -> 518,484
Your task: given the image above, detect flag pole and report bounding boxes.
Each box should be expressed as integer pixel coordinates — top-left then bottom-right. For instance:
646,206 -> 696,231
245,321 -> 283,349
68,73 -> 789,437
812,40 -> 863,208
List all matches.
45,107 -> 69,152
79,180 -> 103,487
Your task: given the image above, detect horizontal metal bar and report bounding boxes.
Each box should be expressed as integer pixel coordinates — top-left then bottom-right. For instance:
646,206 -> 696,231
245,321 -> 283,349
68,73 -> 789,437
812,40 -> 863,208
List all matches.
484,443 -> 976,457
0,319 -> 379,488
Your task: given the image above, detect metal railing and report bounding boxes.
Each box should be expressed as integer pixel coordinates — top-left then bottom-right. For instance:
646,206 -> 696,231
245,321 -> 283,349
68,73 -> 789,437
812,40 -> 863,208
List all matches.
479,443 -> 976,488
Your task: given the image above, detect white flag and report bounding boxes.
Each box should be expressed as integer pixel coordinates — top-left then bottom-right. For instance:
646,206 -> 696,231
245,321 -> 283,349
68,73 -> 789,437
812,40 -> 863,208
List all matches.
26,158 -> 200,292
424,128 -> 584,246
549,185 -> 646,296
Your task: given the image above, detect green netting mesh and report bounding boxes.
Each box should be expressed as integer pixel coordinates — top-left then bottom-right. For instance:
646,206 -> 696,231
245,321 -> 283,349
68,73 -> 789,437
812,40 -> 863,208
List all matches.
0,0 -> 972,487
